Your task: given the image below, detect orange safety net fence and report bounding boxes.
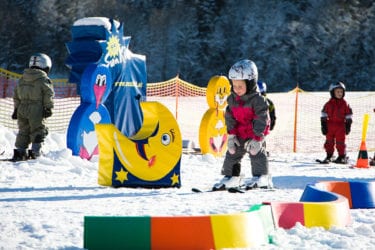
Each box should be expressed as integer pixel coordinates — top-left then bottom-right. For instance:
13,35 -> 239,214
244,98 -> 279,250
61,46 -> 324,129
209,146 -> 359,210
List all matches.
0,68 -> 80,132
2,68 -> 375,153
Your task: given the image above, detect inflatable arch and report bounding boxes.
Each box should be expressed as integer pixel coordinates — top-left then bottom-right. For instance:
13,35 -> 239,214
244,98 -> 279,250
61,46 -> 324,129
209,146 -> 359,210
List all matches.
83,181 -> 375,249
84,205 -> 274,250
266,180 -> 375,229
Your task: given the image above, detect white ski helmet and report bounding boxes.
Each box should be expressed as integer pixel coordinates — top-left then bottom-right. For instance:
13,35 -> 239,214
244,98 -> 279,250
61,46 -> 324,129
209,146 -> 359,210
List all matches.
228,59 -> 258,82
257,80 -> 267,94
329,81 -> 346,98
29,53 -> 52,73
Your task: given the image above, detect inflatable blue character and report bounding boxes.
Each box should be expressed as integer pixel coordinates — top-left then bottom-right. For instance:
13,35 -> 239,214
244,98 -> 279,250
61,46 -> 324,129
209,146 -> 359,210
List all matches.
65,17 -> 182,188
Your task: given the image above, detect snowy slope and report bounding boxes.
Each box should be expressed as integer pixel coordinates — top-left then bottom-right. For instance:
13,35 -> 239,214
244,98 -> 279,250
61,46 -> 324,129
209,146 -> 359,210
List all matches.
1,95 -> 375,249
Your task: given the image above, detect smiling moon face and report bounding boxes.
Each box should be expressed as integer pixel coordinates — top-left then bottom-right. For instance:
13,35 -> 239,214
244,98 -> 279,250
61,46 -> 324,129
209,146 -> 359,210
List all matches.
96,101 -> 182,183
206,75 -> 231,110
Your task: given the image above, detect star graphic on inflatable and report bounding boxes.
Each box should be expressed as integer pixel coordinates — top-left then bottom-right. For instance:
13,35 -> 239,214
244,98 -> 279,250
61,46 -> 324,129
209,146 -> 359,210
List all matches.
106,35 -> 120,58
170,173 -> 179,186
115,168 -> 128,183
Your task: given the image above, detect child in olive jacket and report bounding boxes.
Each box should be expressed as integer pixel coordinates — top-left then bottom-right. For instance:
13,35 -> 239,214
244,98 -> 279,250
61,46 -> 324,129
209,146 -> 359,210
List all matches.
12,53 -> 54,161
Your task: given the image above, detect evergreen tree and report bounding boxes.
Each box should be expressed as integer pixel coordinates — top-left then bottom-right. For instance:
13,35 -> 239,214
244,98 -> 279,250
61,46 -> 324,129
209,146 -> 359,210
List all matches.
0,0 -> 374,90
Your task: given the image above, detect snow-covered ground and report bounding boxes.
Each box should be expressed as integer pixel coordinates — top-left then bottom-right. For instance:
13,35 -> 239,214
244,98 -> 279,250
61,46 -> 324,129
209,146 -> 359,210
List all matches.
1,95 -> 375,249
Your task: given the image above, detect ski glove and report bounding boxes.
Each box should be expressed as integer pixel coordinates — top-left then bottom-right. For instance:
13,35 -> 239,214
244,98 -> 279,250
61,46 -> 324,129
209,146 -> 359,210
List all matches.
227,134 -> 240,154
11,108 -> 17,120
345,119 -> 352,135
321,118 -> 327,135
43,108 -> 52,118
270,118 -> 276,131
245,138 -> 264,156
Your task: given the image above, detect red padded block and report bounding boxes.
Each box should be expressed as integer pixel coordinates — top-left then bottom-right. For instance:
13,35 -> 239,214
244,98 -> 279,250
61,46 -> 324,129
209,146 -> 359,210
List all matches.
264,202 -> 305,229
151,216 -> 215,249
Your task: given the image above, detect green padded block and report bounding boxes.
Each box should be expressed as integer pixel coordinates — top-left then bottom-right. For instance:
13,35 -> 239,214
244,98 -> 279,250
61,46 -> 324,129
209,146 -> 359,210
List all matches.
247,204 -> 276,243
84,216 -> 151,250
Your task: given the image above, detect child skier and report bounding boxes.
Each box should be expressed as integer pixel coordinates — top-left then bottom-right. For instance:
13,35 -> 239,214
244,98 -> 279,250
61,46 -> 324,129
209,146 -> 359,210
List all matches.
257,81 -> 276,131
11,53 -> 54,161
257,80 -> 276,157
213,59 -> 272,190
320,81 -> 352,164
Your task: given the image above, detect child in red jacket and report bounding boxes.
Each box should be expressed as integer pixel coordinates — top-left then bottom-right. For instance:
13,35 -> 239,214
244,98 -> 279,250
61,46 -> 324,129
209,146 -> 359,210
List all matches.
320,82 -> 352,164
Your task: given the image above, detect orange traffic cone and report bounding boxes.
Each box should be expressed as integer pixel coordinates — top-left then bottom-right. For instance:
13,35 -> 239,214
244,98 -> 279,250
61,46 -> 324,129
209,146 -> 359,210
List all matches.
355,141 -> 369,168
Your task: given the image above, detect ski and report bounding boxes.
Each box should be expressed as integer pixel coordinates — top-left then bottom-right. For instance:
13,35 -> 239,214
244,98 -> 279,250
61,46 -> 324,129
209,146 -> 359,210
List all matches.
0,158 -> 15,162
316,159 -> 329,164
192,187 -> 242,193
191,187 -> 227,193
191,187 -> 210,193
0,159 -> 28,162
227,187 -> 245,193
192,186 -> 276,194
316,156 -> 349,165
0,158 -> 36,162
228,186 -> 277,193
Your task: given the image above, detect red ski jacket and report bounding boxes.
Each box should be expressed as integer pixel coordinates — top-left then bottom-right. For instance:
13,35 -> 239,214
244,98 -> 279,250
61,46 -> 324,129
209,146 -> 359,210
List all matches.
321,98 -> 352,123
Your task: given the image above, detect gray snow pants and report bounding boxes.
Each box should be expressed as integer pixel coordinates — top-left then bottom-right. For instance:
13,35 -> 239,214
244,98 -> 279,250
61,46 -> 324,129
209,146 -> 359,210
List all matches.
221,138 -> 269,177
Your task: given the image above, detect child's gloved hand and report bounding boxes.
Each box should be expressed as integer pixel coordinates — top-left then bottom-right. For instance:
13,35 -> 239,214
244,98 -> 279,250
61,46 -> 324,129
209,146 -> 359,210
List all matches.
227,134 -> 240,154
345,119 -> 352,135
11,108 -> 17,120
321,118 -> 327,135
270,119 -> 276,130
43,108 -> 52,118
245,138 -> 264,155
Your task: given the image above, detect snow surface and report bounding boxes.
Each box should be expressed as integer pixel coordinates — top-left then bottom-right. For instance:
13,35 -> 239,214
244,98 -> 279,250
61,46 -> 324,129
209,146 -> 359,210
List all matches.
1,96 -> 375,249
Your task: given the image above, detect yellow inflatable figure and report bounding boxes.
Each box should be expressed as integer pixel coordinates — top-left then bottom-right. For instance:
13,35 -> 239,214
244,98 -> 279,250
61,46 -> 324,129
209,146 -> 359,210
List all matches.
199,76 -> 231,156
96,101 -> 182,187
